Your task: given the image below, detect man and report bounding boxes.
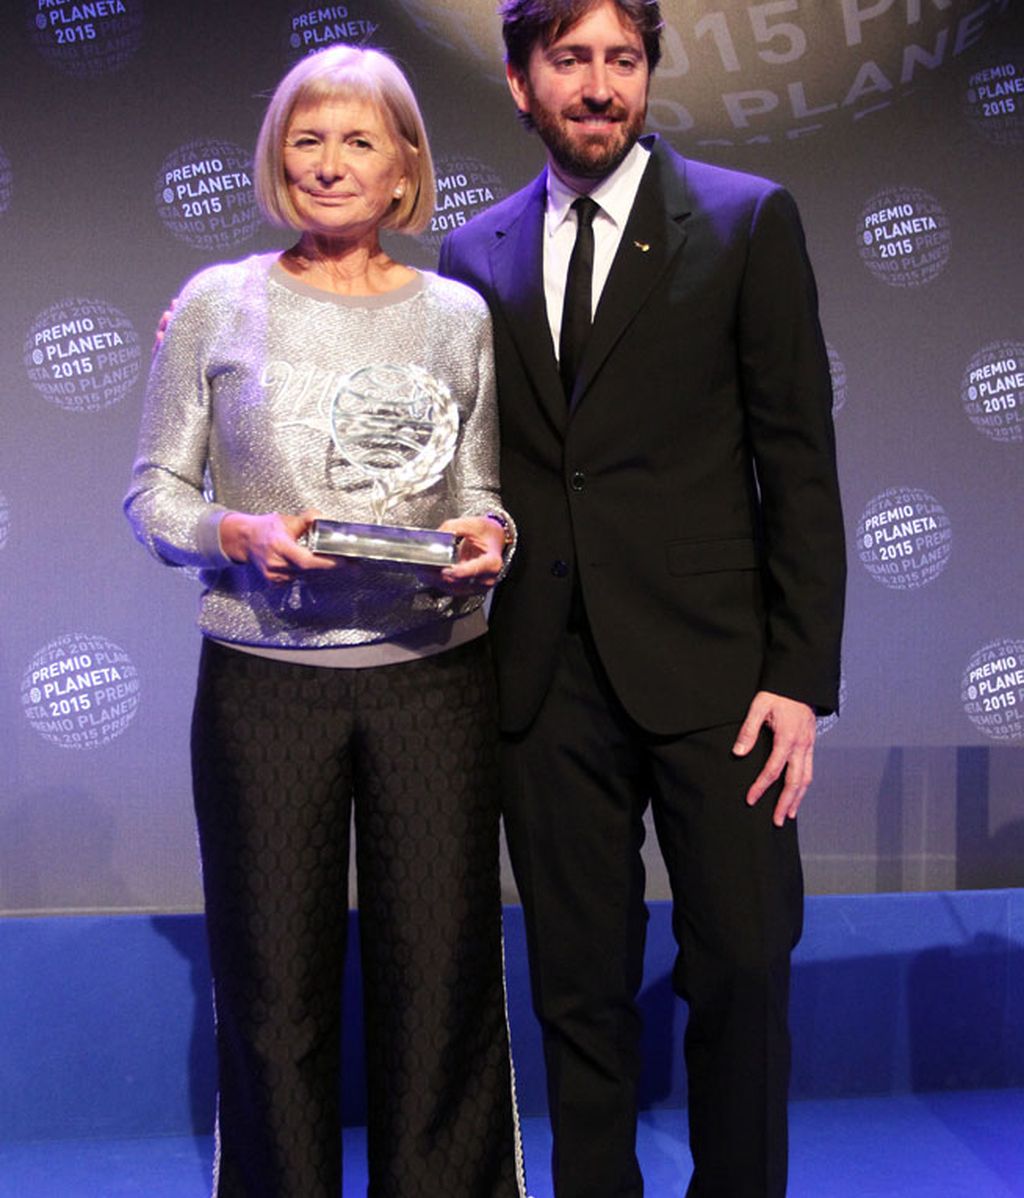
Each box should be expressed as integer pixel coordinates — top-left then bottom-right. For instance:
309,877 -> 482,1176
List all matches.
439,1 -> 846,1195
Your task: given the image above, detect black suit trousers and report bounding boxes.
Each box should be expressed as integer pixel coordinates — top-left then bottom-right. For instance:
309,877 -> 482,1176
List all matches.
501,626 -> 803,1198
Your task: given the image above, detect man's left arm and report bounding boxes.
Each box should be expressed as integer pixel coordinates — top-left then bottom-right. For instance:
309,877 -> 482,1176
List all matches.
735,185 -> 847,823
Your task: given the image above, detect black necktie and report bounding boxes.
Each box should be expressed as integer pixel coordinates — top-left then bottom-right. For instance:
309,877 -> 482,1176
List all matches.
559,196 -> 599,399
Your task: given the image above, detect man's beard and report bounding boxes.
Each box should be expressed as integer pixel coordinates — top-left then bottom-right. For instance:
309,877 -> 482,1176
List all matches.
530,98 -> 646,181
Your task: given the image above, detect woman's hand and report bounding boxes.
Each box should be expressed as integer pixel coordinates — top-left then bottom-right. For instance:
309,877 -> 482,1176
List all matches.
219,508 -> 337,583
436,516 -> 506,595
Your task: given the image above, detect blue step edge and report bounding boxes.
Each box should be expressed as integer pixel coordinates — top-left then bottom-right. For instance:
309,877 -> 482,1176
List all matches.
1,889 -> 1022,1142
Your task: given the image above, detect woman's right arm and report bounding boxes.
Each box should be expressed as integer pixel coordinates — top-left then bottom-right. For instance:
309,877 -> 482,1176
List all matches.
125,272 -> 336,581
124,276 -> 231,570
218,509 -> 335,582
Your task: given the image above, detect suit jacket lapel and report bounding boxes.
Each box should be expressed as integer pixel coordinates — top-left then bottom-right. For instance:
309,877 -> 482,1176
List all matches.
570,139 -> 692,413
488,174 -> 567,432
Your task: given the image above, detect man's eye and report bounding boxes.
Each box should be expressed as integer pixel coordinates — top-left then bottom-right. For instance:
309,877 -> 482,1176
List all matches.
553,56 -> 578,69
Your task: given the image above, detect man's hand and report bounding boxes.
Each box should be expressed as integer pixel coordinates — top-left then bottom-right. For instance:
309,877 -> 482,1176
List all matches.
153,298 -> 177,355
435,516 -> 506,595
732,691 -> 817,826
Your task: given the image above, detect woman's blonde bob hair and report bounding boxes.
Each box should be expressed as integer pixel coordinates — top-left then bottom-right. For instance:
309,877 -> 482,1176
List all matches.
254,45 -> 435,236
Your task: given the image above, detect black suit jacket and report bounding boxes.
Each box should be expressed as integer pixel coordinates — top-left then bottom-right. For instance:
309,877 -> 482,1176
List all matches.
440,136 -> 846,736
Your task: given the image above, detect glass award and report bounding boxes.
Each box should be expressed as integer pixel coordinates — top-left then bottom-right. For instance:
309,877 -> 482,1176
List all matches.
307,519 -> 459,567
307,362 -> 461,569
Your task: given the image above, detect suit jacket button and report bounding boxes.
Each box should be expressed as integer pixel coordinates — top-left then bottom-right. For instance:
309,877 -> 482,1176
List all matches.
570,470 -> 586,492
551,559 -> 569,578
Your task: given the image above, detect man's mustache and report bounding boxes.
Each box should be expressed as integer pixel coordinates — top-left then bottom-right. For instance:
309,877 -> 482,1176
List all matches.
563,104 -> 629,122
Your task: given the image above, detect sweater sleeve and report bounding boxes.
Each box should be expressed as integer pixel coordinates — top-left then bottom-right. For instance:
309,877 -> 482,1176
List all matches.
123,269 -> 232,570
453,296 -> 504,520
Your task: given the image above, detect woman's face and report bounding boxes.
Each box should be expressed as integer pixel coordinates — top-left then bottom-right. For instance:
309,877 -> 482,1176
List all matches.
282,96 -> 407,240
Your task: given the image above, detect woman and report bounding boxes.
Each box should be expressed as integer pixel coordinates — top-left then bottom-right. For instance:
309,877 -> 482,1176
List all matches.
125,45 -> 522,1198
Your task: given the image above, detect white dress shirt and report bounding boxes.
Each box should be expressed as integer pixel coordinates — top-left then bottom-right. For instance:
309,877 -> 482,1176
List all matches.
542,139 -> 651,362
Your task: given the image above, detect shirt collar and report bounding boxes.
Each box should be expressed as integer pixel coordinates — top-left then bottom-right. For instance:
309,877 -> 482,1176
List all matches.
544,138 -> 651,238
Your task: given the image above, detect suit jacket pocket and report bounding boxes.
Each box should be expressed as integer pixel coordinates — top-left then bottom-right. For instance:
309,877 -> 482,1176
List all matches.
666,537 -> 760,576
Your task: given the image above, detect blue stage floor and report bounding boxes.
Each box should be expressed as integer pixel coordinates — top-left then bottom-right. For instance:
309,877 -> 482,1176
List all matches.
1,1090 -> 1022,1197
4,892 -> 1021,1195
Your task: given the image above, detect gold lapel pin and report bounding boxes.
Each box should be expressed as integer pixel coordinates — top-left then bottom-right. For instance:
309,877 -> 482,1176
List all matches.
633,240 -> 650,252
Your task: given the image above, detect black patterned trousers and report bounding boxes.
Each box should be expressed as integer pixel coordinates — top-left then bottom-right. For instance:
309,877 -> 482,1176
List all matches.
190,636 -> 521,1198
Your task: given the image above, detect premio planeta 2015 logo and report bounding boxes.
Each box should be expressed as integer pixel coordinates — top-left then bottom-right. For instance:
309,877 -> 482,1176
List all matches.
961,341 -> 1024,444
155,139 -> 261,252
961,638 -> 1024,742
28,0 -> 143,78
285,3 -> 381,58
24,298 -> 141,413
964,53 -> 1024,146
421,156 -> 505,252
21,633 -> 141,750
857,486 -> 952,591
858,187 -> 951,288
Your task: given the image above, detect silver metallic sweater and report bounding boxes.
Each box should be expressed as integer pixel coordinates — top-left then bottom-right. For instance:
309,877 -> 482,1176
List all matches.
125,254 -> 503,650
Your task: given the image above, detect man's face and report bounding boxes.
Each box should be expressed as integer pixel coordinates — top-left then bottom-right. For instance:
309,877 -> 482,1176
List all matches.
506,0 -> 649,190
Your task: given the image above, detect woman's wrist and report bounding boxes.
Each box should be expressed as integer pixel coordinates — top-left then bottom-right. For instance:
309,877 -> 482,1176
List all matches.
217,511 -> 252,563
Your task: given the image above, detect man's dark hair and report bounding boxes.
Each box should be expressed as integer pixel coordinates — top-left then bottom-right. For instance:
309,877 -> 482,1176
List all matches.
500,0 -> 664,75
